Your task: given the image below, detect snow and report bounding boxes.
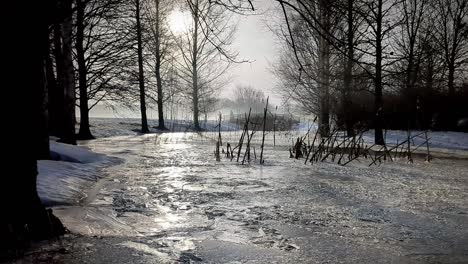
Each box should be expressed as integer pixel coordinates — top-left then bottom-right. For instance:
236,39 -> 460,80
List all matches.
362,130 -> 468,151
287,120 -> 468,151
87,117 -> 241,139
37,141 -> 118,206
50,140 -> 107,163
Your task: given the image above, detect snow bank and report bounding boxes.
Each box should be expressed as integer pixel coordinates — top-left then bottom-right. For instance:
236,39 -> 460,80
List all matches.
292,123 -> 468,151
363,130 -> 468,151
38,141 -> 117,206
50,140 -> 106,163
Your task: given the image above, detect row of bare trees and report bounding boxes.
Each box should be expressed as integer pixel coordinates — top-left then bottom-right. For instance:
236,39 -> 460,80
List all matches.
46,0 -> 238,143
272,0 -> 468,144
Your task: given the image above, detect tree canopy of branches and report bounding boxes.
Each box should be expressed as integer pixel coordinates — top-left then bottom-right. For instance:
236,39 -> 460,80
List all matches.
75,0 -> 134,139
173,0 -> 237,130
143,0 -> 178,129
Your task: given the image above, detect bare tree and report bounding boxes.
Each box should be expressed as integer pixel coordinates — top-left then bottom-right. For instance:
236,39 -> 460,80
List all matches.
60,0 -> 78,145
144,0 -> 176,130
390,0 -> 429,128
136,0 -> 150,132
174,0 -> 237,130
432,0 -> 468,97
49,24 -> 66,140
358,0 -> 401,145
75,0 -> 129,139
337,0 -> 367,136
272,0 -> 343,136
75,0 -> 93,139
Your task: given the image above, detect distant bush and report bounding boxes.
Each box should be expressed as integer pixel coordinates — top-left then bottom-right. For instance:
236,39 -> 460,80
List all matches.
228,113 -> 299,131
334,88 -> 468,132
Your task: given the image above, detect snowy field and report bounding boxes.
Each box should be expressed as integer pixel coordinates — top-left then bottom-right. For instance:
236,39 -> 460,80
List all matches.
28,118 -> 468,263
88,117 -> 468,151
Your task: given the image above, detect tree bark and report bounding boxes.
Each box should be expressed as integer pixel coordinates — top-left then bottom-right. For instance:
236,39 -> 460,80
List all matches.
155,0 -> 166,130
447,64 -> 455,97
318,0 -> 330,137
343,0 -> 354,137
76,0 -> 94,140
192,0 -> 201,131
60,0 -> 77,145
374,0 -> 385,145
38,37 -> 51,160
136,0 -> 149,133
50,24 -> 66,139
2,2 -> 65,256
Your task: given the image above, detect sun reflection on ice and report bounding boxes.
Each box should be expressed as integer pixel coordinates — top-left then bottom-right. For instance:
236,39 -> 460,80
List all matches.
154,205 -> 183,230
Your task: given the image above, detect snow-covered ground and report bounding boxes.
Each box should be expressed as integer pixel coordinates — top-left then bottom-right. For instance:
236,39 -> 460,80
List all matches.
362,130 -> 468,151
87,117 -> 241,138
37,141 -> 119,206
88,117 -> 468,151
26,118 -> 468,263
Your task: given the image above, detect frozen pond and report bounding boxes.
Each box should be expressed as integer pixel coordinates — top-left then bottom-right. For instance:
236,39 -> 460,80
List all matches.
30,132 -> 468,263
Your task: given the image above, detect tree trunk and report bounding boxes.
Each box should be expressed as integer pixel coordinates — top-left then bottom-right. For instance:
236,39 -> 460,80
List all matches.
426,55 -> 434,95
136,0 -> 149,133
45,38 -> 59,141
44,36 -> 58,158
260,97 -> 269,164
76,0 -> 94,140
192,0 -> 201,131
448,64 -> 455,97
50,24 -> 66,139
155,0 -> 166,130
38,38 -> 51,160
343,0 -> 354,137
3,2 -> 65,256
318,0 -> 330,137
60,0 -> 77,145
374,0 -> 385,145
405,40 -> 415,129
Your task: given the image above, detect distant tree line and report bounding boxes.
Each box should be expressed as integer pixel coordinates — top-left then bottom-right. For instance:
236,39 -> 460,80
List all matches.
271,0 -> 468,143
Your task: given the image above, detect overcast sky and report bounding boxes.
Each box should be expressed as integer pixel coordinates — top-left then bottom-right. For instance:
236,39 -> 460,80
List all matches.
223,0 -> 282,106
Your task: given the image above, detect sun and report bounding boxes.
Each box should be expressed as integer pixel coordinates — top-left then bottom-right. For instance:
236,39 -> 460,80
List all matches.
168,10 -> 191,34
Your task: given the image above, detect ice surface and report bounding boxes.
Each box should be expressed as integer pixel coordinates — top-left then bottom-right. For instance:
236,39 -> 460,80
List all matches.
47,126 -> 468,263
31,118 -> 468,263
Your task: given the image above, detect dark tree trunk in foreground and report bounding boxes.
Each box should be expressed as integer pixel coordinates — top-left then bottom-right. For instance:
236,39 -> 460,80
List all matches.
136,0 -> 149,133
76,0 -> 95,140
2,1 -> 65,259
